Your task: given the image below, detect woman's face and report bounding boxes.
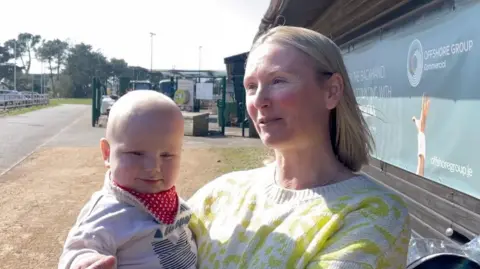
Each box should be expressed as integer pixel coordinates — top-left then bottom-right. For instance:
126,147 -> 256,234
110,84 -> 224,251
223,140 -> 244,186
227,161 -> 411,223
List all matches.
244,42 -> 342,150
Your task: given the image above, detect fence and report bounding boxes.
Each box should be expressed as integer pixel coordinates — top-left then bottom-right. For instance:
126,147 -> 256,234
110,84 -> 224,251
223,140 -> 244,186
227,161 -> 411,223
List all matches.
0,93 -> 49,110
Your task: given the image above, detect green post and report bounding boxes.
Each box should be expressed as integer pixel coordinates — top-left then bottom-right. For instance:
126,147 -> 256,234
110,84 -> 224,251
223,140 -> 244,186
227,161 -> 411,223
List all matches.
92,77 -> 96,127
175,77 -> 179,92
91,77 -> 103,127
169,77 -> 175,99
119,77 -> 130,96
96,79 -> 101,121
221,76 -> 227,136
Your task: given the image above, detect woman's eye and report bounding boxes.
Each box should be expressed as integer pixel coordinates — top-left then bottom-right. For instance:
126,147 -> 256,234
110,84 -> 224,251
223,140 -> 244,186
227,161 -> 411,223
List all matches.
245,84 -> 257,95
245,84 -> 257,90
273,78 -> 285,84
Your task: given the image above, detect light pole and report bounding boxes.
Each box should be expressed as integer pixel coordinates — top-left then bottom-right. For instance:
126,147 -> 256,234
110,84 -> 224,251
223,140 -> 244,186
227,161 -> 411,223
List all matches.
198,45 -> 202,83
150,32 -> 156,74
13,41 -> 17,91
40,61 -> 44,94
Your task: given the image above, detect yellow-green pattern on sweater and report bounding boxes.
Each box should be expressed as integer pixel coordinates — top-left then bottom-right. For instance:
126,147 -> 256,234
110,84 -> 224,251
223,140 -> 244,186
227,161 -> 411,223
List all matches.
188,166 -> 411,269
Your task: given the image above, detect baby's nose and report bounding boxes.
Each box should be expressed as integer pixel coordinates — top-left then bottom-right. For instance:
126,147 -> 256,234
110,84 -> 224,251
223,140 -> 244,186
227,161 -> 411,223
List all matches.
144,156 -> 162,174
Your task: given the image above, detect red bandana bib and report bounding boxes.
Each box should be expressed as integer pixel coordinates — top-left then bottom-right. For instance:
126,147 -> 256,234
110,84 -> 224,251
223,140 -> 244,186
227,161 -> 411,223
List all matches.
114,182 -> 179,224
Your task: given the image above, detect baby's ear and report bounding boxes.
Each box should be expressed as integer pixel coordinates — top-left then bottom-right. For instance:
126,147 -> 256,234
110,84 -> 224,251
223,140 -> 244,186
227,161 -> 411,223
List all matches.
100,138 -> 111,168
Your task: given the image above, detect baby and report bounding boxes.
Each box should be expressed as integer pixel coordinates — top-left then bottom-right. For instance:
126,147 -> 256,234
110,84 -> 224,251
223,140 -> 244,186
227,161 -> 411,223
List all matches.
58,90 -> 197,269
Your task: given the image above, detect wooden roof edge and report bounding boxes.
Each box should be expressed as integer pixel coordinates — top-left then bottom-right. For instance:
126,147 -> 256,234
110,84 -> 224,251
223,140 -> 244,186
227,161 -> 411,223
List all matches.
253,0 -> 442,48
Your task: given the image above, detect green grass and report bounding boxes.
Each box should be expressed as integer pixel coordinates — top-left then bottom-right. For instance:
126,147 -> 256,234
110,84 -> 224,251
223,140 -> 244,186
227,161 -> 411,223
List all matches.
0,105 -> 53,116
207,147 -> 273,174
0,98 -> 92,117
179,147 -> 273,198
50,98 -> 92,105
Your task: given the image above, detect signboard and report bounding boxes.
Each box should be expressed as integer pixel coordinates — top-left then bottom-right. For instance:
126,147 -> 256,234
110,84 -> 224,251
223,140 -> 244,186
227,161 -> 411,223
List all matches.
343,1 -> 480,199
196,82 -> 214,100
175,79 -> 194,111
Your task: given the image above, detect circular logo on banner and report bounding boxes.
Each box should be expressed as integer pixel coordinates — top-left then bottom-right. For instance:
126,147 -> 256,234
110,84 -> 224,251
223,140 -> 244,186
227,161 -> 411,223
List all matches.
407,39 -> 424,87
174,89 -> 190,105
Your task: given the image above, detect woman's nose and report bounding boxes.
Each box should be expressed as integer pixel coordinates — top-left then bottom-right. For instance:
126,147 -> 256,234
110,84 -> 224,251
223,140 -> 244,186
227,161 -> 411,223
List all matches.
253,85 -> 271,109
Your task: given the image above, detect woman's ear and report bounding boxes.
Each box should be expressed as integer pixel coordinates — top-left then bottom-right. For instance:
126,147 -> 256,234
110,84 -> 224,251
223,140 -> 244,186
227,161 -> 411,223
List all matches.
100,138 -> 111,168
324,73 -> 344,110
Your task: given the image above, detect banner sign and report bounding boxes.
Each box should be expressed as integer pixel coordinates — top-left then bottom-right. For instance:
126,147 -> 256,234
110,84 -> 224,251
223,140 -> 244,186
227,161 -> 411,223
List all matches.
343,1 -> 480,199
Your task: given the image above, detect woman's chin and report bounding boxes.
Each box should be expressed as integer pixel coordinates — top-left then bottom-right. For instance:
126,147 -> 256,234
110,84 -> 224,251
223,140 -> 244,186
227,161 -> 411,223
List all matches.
260,132 -> 290,148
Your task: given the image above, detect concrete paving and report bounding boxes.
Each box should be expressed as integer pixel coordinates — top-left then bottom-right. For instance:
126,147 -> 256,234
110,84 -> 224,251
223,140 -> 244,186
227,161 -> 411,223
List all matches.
1,104 -> 263,174
0,104 -> 90,173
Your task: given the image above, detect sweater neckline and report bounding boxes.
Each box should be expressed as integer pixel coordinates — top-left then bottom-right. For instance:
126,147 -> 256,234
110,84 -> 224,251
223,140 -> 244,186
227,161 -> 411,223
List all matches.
259,164 -> 372,204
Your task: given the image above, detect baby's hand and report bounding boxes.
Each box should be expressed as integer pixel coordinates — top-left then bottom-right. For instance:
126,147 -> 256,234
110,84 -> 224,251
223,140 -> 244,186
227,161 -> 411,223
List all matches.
72,254 -> 116,269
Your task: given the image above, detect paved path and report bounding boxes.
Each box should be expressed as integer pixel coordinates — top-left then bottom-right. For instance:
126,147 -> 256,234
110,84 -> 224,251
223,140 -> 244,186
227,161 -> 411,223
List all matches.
1,104 -> 262,174
46,112 -> 263,148
0,105 -> 90,174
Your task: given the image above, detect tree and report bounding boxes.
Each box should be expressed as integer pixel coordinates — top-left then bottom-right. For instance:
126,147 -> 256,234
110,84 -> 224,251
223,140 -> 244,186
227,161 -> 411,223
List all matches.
52,39 -> 69,79
127,66 -> 150,81
0,45 -> 11,63
36,39 -> 69,92
109,58 -> 129,78
36,40 -> 57,92
0,45 -> 13,84
64,43 -> 110,98
4,33 -> 41,74
52,74 -> 74,97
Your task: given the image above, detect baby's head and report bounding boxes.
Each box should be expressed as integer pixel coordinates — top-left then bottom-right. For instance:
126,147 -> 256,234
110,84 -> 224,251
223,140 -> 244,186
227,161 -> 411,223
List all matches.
100,90 -> 184,194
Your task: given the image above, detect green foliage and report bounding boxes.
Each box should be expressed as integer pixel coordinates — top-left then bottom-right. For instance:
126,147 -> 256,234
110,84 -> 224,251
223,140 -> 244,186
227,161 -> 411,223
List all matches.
110,58 -> 129,78
1,32 -> 133,98
64,43 -> 110,98
3,33 -> 41,75
52,75 -> 74,98
36,39 -> 69,93
0,45 -> 11,63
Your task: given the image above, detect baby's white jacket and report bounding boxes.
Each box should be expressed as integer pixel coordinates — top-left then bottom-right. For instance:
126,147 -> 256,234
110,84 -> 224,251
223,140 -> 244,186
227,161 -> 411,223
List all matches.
58,172 -> 197,269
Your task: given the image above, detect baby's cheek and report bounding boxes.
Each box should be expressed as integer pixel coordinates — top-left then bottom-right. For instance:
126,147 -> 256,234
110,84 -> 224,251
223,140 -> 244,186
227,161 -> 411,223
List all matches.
161,160 -> 180,182
113,158 -> 139,177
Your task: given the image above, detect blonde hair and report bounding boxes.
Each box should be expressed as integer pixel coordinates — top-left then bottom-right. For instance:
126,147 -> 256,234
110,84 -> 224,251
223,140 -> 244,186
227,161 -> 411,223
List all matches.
251,26 -> 374,172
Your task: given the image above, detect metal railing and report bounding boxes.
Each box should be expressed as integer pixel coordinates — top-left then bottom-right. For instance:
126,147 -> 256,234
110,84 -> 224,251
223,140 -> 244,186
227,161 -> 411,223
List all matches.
0,93 -> 50,110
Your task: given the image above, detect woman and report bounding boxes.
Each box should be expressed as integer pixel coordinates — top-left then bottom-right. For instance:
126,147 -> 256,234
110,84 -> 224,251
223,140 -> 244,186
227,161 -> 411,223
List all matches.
75,26 -> 411,269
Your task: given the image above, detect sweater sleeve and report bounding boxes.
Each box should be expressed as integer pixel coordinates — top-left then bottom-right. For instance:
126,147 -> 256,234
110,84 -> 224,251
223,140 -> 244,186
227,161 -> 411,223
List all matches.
58,194 -> 129,269
306,196 -> 411,269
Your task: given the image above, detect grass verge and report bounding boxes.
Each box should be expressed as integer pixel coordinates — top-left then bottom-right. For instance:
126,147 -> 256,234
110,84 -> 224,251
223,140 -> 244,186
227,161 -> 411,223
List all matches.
0,98 -> 91,117
179,147 -> 272,198
51,98 -> 92,105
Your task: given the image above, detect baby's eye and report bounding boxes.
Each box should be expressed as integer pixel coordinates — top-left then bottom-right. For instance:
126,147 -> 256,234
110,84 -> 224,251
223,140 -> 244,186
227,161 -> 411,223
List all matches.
160,153 -> 174,158
128,151 -> 144,156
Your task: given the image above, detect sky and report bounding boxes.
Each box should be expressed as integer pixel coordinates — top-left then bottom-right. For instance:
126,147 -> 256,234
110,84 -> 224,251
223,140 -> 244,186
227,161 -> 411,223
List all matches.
0,0 -> 270,74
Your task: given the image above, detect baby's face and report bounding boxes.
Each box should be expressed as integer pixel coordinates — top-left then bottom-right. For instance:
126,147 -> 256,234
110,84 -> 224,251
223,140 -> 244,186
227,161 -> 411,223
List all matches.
104,111 -> 183,194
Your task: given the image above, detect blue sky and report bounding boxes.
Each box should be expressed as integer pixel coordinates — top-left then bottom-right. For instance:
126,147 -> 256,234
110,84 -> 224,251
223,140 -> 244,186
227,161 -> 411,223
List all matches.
0,0 -> 270,73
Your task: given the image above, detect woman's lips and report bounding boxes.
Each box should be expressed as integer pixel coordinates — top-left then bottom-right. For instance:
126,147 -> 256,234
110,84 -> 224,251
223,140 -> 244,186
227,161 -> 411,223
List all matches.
259,118 -> 282,126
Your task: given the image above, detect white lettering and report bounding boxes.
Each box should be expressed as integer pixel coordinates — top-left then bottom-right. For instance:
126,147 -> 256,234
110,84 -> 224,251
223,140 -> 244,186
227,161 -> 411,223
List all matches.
350,66 -> 386,83
424,45 -> 451,60
424,61 -> 447,71
430,156 -> 473,178
451,40 -> 474,55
